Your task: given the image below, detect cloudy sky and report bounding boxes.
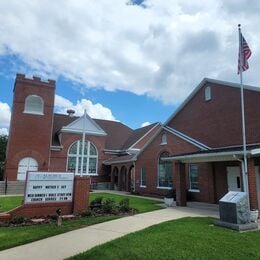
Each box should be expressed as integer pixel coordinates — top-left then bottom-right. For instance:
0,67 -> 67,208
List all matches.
0,0 -> 259,135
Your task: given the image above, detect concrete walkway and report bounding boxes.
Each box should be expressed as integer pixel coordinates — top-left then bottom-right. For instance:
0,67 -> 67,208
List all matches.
0,205 -> 219,260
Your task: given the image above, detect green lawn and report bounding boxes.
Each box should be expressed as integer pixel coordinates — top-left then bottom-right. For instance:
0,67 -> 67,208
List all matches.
0,196 -> 23,212
0,192 -> 163,251
90,193 -> 162,213
70,217 -> 260,260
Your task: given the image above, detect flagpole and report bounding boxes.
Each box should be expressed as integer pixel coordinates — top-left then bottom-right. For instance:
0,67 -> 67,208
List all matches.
238,24 -> 249,197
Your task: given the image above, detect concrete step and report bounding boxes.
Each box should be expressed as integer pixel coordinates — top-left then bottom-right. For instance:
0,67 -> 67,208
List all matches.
0,181 -> 25,195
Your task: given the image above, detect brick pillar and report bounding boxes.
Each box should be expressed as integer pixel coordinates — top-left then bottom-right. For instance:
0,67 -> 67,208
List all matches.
175,162 -> 187,206
125,166 -> 130,192
118,168 -> 122,191
73,176 -> 90,214
110,168 -> 115,190
247,158 -> 258,209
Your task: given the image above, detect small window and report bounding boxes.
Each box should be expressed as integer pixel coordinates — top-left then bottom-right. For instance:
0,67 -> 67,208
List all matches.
189,164 -> 199,191
205,86 -> 211,101
140,167 -> 146,187
161,133 -> 167,145
24,95 -> 44,115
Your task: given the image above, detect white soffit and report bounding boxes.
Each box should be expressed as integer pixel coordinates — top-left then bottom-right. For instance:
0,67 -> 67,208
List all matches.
61,112 -> 107,136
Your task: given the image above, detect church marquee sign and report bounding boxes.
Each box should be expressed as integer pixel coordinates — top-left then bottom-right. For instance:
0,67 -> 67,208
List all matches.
25,172 -> 74,204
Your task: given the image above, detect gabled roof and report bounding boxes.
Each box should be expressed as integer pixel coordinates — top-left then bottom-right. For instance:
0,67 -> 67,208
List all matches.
52,114 -> 159,152
121,122 -> 160,150
61,111 -> 107,136
164,78 -> 260,126
52,113 -> 133,150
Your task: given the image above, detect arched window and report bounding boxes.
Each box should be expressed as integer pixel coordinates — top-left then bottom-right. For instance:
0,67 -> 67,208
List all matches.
24,95 -> 44,115
158,152 -> 172,188
161,132 -> 167,145
17,157 -> 38,181
67,140 -> 98,175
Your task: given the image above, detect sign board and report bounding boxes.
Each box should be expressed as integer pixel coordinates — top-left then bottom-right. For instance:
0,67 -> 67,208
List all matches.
219,191 -> 247,203
25,172 -> 74,204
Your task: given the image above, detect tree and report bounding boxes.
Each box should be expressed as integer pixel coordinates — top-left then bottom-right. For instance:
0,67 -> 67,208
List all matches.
0,135 -> 8,180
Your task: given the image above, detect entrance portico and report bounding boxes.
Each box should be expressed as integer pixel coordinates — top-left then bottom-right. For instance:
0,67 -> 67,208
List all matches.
164,147 -> 260,210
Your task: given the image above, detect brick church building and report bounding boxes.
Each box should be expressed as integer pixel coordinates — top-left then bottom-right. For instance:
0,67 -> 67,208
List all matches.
4,74 -> 260,210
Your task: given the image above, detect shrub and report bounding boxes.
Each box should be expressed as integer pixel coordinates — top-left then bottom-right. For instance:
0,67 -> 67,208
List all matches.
119,198 -> 130,212
81,209 -> 93,217
10,215 -> 26,224
90,196 -> 103,210
102,198 -> 115,214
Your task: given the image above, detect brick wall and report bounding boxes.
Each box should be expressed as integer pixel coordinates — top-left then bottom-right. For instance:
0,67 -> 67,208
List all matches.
168,83 -> 260,148
135,130 -> 199,197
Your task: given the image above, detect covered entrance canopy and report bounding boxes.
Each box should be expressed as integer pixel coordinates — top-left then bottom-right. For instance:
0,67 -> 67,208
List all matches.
163,145 -> 260,209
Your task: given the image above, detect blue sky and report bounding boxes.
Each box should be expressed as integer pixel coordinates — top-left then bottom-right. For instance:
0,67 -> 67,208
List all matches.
0,0 -> 259,134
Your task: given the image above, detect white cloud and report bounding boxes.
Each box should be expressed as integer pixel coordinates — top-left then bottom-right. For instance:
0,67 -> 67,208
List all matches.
141,121 -> 151,127
0,128 -> 8,135
55,94 -> 116,121
0,1 -> 259,105
0,102 -> 11,134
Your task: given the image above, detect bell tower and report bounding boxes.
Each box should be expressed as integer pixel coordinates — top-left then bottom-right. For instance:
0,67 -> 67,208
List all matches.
5,74 -> 55,181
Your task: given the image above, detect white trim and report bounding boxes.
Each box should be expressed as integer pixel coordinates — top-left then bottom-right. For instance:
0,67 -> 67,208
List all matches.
23,111 -> 44,115
188,189 -> 200,193
140,185 -> 147,188
61,128 -> 107,136
50,146 -> 63,151
163,150 -> 250,163
156,186 -> 172,190
164,78 -> 260,126
128,123 -> 160,149
163,126 -> 210,150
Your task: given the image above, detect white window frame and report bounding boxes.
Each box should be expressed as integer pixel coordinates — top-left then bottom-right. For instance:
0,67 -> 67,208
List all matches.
157,152 -> 173,189
160,133 -> 167,145
189,164 -> 200,192
205,86 -> 211,101
140,167 -> 147,187
24,95 -> 44,115
67,140 -> 98,176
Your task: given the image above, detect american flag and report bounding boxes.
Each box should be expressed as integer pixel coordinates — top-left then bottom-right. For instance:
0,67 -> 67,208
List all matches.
238,34 -> 252,74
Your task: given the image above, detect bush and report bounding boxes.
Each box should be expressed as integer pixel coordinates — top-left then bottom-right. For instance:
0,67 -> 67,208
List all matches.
81,209 -> 93,217
90,196 -> 103,210
102,198 -> 115,214
119,198 -> 130,212
10,215 -> 26,224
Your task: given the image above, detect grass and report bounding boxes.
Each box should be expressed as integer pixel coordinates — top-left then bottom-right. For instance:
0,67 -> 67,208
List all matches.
0,215 -> 118,251
70,217 -> 260,260
0,192 -> 163,251
0,196 -> 23,212
90,192 -> 163,213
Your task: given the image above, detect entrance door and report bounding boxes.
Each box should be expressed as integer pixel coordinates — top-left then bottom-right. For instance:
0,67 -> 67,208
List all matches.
227,167 -> 242,191
255,167 -> 260,209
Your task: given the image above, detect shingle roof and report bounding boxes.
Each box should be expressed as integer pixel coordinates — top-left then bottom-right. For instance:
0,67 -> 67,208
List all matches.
52,114 -> 159,152
103,154 -> 136,165
52,113 -> 133,150
121,122 -> 159,150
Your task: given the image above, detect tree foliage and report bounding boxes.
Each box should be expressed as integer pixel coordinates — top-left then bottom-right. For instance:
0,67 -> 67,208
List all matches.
0,135 -> 8,180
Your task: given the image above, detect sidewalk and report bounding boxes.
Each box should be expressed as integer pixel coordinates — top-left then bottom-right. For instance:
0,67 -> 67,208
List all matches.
0,206 -> 218,260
